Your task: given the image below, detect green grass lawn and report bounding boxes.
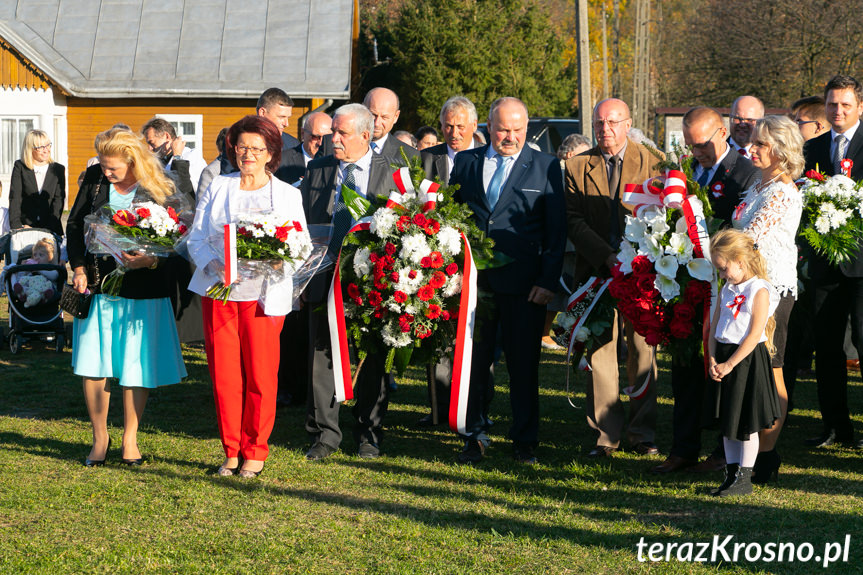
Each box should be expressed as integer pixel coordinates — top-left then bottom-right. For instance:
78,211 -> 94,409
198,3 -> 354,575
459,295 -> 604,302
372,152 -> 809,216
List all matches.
0,313 -> 861,574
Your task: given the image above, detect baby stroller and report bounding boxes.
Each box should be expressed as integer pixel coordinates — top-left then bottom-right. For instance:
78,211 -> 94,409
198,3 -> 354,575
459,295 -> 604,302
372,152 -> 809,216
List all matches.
0,228 -> 68,353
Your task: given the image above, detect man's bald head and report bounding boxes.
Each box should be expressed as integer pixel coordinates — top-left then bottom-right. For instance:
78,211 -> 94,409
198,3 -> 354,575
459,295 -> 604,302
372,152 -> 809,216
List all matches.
729,95 -> 765,147
364,88 -> 401,141
593,98 -> 632,156
682,106 -> 728,168
301,112 -> 333,157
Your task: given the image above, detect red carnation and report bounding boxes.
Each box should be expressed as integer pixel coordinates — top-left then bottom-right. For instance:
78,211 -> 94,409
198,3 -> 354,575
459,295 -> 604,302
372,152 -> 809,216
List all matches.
413,213 -> 428,227
425,304 -> 442,319
415,324 -> 432,339
397,215 -> 410,232
347,283 -> 360,299
429,271 -> 447,289
429,251 -> 444,268
178,224 -> 188,235
369,252 -> 379,263
424,220 -> 441,235
385,242 -> 397,256
390,271 -> 399,282
393,290 -> 408,303
441,310 -> 451,321
408,270 -> 418,279
112,210 -> 136,227
275,226 -> 289,241
352,297 -> 363,306
445,262 -> 458,276
368,291 -> 383,307
420,257 -> 432,268
373,308 -> 385,318
417,285 -> 435,301
237,226 -> 248,236
135,207 -> 151,219
373,277 -> 389,290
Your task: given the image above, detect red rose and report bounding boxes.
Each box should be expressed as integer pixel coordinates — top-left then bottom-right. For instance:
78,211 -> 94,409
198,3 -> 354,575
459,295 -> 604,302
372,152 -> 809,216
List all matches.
417,285 -> 435,301
368,291 -> 383,306
275,226 -> 289,241
630,255 -> 652,275
635,273 -> 657,297
293,220 -> 303,232
112,210 -> 136,227
420,257 -> 432,268
425,304 -> 442,319
413,213 -> 428,227
610,262 -> 624,279
645,331 -> 665,347
408,270 -> 418,279
385,242 -> 397,256
393,291 -> 407,303
429,271 -> 447,289
441,310 -> 451,321
672,302 -> 696,323
352,297 -> 363,306
347,283 -> 360,299
429,251 -> 444,268
135,207 -> 151,219
669,318 -> 693,339
424,220 -> 441,235
178,224 -> 188,235
445,262 -> 458,276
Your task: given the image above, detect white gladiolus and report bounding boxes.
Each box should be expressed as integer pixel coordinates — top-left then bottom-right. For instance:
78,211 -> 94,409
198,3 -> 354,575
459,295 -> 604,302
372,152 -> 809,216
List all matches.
667,232 -> 693,264
617,241 -> 638,273
654,274 -> 681,302
624,216 -> 647,242
638,234 -> 664,261
686,258 -> 714,281
655,254 -> 679,278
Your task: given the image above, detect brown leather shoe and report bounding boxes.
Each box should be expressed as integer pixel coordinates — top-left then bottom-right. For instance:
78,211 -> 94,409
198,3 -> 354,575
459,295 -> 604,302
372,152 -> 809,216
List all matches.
690,453 -> 726,473
587,445 -> 618,458
847,359 -> 860,371
651,455 -> 697,473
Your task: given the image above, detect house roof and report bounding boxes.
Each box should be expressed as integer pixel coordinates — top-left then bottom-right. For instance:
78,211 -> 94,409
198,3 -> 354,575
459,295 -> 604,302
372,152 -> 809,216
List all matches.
0,0 -> 354,99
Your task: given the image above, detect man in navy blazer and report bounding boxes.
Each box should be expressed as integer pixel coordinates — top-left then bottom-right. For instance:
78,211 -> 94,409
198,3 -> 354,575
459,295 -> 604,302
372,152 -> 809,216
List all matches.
450,97 -> 566,464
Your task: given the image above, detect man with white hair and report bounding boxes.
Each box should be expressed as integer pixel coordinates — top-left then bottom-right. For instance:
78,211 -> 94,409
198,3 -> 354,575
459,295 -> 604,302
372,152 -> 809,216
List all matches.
727,95 -> 765,159
301,104 -> 397,461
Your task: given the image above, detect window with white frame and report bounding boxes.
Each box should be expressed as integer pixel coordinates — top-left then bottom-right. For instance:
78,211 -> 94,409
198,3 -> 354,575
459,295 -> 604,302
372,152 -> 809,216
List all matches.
156,114 -> 203,151
1,117 -> 36,175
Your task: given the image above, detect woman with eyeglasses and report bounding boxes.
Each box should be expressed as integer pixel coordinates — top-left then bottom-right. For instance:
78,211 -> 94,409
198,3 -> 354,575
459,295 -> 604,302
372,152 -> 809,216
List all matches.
186,115 -> 306,479
9,130 -> 66,238
730,115 -> 805,484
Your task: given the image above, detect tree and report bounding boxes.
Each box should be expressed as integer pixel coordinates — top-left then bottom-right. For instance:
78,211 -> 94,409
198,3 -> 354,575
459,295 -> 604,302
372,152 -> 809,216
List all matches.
359,0 -> 577,129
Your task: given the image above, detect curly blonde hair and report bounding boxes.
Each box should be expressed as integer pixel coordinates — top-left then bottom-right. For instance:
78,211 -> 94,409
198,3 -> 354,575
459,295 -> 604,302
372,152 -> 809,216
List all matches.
752,116 -> 805,179
96,128 -> 175,204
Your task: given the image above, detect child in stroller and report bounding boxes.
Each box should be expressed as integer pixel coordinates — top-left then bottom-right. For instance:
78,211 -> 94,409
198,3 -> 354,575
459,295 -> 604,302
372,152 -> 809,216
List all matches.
1,228 -> 68,353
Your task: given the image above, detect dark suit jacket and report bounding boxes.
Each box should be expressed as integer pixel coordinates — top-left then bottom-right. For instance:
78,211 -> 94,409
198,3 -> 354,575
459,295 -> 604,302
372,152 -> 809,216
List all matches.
707,149 -> 760,225
377,135 -> 420,166
301,152 -> 395,302
9,160 -> 66,237
274,144 -> 307,185
451,144 -> 566,295
565,139 -> 659,283
421,143 -> 451,184
805,129 -> 863,278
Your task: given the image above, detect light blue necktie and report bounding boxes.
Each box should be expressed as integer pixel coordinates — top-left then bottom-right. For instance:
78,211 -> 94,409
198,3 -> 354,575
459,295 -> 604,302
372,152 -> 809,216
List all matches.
486,155 -> 510,209
371,141 -> 379,154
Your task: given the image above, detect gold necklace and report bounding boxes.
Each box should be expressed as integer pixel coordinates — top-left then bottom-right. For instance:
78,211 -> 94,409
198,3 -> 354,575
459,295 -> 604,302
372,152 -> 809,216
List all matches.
756,171 -> 785,193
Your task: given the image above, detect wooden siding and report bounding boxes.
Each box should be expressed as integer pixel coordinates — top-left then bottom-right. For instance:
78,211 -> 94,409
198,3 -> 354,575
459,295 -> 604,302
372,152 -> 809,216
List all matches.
0,39 -> 53,90
66,98 -> 310,203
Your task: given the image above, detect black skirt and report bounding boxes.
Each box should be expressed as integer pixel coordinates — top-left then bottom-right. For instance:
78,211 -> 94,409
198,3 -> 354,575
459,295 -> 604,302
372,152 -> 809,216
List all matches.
704,341 -> 781,440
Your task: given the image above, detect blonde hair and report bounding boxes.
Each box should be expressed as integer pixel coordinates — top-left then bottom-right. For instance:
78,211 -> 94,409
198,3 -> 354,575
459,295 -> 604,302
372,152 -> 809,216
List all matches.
32,238 -> 55,261
752,116 -> 805,179
96,128 -> 175,204
21,129 -> 52,170
710,229 -> 776,355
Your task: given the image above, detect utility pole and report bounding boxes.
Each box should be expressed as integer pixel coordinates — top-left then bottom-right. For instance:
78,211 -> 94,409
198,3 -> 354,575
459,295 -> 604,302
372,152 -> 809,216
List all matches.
601,6 -> 609,99
632,0 -> 651,130
576,0 -> 593,140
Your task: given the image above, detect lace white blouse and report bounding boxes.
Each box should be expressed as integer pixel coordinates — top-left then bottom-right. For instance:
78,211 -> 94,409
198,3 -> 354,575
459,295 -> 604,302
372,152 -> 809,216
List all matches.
731,180 -> 802,297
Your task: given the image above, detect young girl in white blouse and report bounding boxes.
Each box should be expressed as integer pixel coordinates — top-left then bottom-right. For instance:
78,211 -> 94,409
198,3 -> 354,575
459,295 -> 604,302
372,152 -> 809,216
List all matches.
707,229 -> 782,497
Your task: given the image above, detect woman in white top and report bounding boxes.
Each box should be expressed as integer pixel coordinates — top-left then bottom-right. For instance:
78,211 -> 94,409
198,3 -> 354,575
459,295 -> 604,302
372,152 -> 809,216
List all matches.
731,115 -> 804,483
187,115 -> 306,479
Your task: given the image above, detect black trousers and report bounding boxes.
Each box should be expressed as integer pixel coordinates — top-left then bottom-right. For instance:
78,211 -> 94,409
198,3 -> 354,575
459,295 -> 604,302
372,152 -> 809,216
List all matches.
813,276 -> 863,438
464,292 -> 545,446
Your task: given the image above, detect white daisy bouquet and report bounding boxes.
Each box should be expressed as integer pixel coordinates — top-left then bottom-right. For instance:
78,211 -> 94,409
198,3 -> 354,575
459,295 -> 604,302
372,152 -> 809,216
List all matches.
798,169 -> 863,265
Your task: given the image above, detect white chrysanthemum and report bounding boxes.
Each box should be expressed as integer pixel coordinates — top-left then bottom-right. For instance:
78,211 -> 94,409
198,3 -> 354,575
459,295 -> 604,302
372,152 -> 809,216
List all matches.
654,274 -> 680,302
624,216 -> 647,242
655,254 -> 679,278
395,267 -> 423,295
574,326 -> 591,342
443,273 -> 462,297
437,226 -> 462,257
686,258 -> 714,281
616,241 -> 638,274
370,208 -> 399,238
386,300 -> 403,313
666,232 -> 693,264
638,234 -> 664,261
353,247 -> 372,277
287,230 -> 313,260
382,322 -> 412,347
404,303 -> 418,315
399,233 -> 432,265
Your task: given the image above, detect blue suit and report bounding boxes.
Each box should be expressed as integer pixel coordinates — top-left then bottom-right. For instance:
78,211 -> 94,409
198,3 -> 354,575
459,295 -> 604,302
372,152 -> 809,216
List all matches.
451,144 -> 566,446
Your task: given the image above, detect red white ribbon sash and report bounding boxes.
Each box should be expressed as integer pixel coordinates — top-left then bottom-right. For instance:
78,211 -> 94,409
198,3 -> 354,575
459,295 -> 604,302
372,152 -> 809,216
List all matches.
223,223 -> 237,285
622,169 -> 687,213
389,167 -> 441,212
448,232 -> 477,435
563,277 -> 611,404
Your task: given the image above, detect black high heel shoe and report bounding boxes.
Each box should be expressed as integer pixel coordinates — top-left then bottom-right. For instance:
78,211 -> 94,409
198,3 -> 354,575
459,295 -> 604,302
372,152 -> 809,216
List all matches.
84,437 -> 111,467
752,449 -> 780,484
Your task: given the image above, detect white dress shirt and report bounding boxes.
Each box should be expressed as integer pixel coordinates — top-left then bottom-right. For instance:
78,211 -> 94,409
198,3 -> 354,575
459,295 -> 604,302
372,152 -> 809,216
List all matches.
446,140 -> 475,180
831,121 -> 860,162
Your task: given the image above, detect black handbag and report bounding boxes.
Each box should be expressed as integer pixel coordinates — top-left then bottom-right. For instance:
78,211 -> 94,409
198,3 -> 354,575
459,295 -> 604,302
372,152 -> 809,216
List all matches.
60,283 -> 93,319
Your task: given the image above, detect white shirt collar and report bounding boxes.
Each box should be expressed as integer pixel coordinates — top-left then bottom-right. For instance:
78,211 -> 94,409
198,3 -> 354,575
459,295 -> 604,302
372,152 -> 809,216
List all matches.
341,147 -> 373,173
484,145 -> 523,163
371,133 -> 389,153
447,139 -> 474,162
302,147 -> 314,166
832,120 -> 860,143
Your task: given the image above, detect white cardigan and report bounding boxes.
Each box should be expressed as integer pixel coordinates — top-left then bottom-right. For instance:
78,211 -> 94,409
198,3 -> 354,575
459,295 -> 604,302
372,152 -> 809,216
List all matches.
186,173 -> 306,310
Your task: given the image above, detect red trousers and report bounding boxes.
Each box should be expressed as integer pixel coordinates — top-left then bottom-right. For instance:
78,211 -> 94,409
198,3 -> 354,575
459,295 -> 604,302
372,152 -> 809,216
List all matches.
202,297 -> 285,460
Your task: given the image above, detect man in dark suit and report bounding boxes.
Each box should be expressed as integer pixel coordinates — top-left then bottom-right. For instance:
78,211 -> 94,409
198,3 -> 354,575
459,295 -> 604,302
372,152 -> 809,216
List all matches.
652,106 -> 761,474
450,97 -> 566,464
803,74 -> 863,449
364,87 -> 420,165
275,112 -> 333,186
566,98 -> 660,461
301,103 -> 396,460
727,95 -> 764,159
417,96 -> 480,426
256,87 -> 301,159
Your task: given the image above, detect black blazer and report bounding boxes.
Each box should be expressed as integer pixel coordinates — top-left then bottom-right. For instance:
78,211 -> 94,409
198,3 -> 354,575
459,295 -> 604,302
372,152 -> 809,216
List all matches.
301,152 -> 395,302
451,144 -> 566,295
804,130 -> 863,278
273,144 -> 307,186
707,150 -> 759,225
66,164 -> 183,299
421,143 -> 451,184
377,135 -> 420,166
9,160 -> 66,237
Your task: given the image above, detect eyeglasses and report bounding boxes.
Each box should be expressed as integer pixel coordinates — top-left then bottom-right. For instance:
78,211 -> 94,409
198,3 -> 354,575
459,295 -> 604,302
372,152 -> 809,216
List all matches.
796,119 -> 820,128
33,143 -> 52,151
235,145 -> 268,156
690,127 -> 721,151
593,118 -> 630,129
730,115 -> 759,125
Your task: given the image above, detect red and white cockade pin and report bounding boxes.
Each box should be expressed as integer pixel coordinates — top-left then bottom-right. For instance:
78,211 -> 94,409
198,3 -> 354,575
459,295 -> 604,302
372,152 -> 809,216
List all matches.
841,158 -> 854,177
711,182 -> 725,198
733,202 -> 747,222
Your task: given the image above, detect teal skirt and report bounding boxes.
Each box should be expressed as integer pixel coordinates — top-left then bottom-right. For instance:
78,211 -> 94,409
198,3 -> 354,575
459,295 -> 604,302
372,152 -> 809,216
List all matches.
71,295 -> 187,388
